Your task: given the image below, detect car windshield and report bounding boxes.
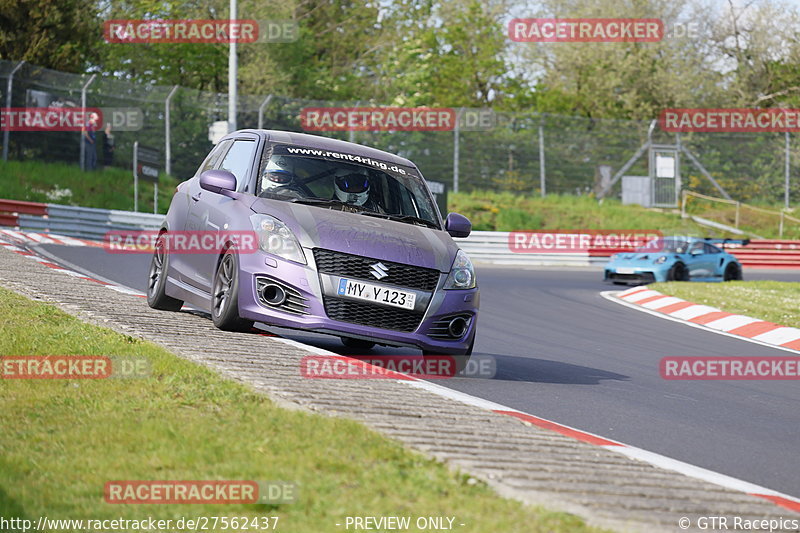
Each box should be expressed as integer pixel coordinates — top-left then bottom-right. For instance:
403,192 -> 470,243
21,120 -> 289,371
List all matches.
256,144 -> 440,229
636,238 -> 690,254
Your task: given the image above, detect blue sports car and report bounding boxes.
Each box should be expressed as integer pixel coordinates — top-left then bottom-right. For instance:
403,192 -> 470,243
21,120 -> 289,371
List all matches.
604,237 -> 747,285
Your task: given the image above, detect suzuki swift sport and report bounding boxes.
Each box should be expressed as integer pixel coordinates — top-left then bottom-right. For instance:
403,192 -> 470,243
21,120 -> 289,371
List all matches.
147,130 -> 479,356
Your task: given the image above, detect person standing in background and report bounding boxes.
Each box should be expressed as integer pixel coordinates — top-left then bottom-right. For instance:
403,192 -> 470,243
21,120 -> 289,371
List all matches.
82,112 -> 99,171
103,122 -> 115,168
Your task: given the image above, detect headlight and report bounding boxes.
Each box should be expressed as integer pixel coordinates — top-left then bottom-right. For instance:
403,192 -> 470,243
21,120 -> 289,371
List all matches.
654,255 -> 668,264
249,214 -> 306,264
444,249 -> 476,290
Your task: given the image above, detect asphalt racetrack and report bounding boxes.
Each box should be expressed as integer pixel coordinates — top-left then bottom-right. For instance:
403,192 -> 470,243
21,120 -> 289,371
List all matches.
37,243 -> 800,497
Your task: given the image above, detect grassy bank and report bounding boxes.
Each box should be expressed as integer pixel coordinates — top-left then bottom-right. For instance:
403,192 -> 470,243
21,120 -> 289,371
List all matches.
649,281 -> 800,328
0,159 -> 177,213
0,286 -> 602,533
451,191 -> 705,234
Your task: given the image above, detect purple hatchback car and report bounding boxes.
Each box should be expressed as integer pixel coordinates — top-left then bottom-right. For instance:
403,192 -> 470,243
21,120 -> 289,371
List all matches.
147,130 -> 478,357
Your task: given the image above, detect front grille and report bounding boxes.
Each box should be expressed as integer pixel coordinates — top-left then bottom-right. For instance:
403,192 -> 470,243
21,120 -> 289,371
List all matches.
427,313 -> 473,340
255,277 -> 310,315
323,297 -> 423,332
313,248 -> 440,291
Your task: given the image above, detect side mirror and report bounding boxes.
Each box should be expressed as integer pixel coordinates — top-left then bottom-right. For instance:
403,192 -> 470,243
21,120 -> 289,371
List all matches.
445,212 -> 472,238
199,169 -> 237,195
691,248 -> 703,256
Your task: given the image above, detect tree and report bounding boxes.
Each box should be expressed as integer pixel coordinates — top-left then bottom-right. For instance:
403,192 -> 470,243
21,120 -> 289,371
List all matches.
0,0 -> 99,72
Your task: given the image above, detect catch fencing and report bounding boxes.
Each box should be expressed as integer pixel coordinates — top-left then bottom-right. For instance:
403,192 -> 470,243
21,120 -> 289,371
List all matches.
2,60 -> 800,205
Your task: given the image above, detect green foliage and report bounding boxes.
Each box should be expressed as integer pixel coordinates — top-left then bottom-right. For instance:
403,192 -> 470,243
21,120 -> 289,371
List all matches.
0,0 -> 99,72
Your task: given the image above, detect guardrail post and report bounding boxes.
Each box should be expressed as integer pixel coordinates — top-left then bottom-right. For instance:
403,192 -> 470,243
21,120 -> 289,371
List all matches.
257,94 -> 273,129
164,85 -> 179,176
79,74 -> 97,171
2,60 -> 24,161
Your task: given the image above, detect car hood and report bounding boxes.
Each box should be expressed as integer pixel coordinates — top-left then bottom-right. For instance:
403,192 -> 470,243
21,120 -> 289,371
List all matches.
249,198 -> 457,272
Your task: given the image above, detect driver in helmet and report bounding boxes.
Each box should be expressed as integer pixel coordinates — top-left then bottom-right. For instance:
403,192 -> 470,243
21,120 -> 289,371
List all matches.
333,170 -> 383,212
261,156 -> 304,197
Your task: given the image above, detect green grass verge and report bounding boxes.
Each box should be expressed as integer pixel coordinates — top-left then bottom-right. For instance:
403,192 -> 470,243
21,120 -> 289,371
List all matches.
650,281 -> 800,328
0,159 -> 177,213
450,191 -> 707,235
0,287 -> 604,533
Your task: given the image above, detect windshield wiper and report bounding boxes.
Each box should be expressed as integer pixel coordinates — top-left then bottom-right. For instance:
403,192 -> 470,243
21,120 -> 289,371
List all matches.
356,211 -> 439,229
287,197 -> 350,208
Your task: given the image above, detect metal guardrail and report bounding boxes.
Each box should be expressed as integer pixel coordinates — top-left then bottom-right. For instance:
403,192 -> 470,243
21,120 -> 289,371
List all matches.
0,199 -> 164,240
455,231 -> 608,266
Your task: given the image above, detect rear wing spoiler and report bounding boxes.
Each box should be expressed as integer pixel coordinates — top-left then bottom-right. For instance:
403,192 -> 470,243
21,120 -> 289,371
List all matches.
704,237 -> 750,248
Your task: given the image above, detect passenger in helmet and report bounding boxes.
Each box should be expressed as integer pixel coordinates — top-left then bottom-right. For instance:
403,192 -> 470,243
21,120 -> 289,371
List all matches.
334,173 -> 370,206
333,172 -> 384,212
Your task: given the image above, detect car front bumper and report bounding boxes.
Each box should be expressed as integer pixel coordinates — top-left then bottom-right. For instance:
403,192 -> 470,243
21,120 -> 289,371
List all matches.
604,268 -> 658,284
236,250 -> 479,354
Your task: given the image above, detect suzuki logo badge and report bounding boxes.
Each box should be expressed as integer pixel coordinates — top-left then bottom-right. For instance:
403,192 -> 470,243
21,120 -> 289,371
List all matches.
370,262 -> 389,280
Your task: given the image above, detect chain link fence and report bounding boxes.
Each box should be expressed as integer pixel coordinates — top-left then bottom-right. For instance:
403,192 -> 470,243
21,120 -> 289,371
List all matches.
1,59 -> 798,206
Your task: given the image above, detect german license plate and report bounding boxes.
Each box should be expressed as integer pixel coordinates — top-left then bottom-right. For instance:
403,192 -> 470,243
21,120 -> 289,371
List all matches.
616,267 -> 636,274
337,279 -> 416,310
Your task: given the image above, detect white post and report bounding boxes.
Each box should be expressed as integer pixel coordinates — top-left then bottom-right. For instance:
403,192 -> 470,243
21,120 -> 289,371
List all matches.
79,73 -> 97,170
2,60 -> 24,161
228,0 -> 238,133
258,94 -> 273,129
164,85 -> 179,176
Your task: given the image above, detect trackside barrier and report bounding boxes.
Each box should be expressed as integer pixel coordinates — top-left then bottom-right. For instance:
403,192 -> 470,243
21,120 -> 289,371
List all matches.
1,199 -> 798,268
455,231 -> 800,269
0,199 -> 164,240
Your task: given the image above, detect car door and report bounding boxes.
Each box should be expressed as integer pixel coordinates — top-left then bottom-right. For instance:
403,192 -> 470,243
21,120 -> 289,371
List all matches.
685,241 -> 715,278
170,140 -> 232,285
704,243 -> 727,277
184,136 -> 261,291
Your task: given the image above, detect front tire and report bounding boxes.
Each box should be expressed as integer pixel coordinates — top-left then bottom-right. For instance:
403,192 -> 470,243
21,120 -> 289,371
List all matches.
147,233 -> 183,311
211,247 -> 254,332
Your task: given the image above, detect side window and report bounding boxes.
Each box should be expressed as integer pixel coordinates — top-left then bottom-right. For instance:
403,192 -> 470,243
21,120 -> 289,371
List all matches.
705,243 -> 721,254
217,140 -> 257,191
196,140 -> 231,176
690,241 -> 704,254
